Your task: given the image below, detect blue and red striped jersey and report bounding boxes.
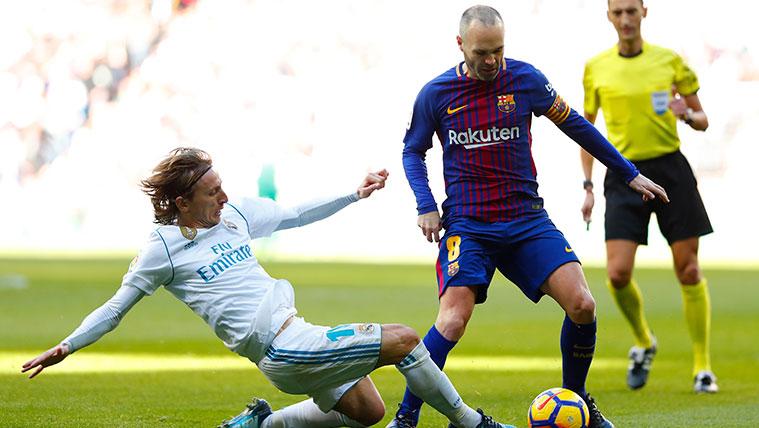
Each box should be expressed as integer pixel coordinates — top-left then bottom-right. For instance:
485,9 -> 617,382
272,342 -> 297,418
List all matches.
403,58 -> 637,224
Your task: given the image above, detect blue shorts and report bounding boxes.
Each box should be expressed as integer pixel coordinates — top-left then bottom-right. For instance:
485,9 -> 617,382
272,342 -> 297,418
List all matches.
436,212 -> 580,303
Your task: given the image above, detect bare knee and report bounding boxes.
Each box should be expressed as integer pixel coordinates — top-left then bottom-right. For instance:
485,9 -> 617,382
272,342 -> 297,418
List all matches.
566,293 -> 596,324
395,325 -> 421,355
607,267 -> 633,288
378,324 -> 420,366
435,287 -> 476,341
676,262 -> 701,285
335,377 -> 385,426
435,312 -> 467,340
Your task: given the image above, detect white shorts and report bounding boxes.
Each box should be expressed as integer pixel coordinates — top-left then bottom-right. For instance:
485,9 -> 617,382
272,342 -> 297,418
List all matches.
257,317 -> 382,412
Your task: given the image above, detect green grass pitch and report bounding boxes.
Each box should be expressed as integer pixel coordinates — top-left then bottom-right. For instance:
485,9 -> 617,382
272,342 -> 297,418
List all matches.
1,258 -> 758,427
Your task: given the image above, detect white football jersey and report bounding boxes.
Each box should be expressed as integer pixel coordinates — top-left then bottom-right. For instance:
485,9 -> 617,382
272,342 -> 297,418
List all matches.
123,197 -> 298,362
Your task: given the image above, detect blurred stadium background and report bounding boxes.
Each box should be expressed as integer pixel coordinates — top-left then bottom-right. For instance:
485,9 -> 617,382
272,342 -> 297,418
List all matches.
1,0 -> 757,266
2,1 -> 758,427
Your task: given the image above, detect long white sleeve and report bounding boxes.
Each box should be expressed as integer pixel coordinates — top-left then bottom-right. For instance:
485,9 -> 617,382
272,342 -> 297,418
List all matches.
61,285 -> 145,353
275,192 -> 359,231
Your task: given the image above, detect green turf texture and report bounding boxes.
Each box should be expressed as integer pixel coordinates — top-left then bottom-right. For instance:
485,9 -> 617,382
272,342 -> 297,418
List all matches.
1,258 -> 758,427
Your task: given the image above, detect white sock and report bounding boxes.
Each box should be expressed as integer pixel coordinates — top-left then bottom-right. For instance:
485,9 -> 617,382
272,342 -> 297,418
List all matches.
396,342 -> 482,428
262,398 -> 365,428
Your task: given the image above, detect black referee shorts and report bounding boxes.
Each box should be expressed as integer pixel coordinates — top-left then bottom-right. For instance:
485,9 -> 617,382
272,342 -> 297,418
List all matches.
604,150 -> 712,245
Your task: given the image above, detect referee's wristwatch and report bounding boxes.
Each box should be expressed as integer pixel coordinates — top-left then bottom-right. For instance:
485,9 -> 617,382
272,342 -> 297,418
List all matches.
583,179 -> 594,191
683,108 -> 695,125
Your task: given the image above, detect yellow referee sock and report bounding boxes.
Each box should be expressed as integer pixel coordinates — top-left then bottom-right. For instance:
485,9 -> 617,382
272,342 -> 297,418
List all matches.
607,279 -> 654,349
681,278 -> 712,376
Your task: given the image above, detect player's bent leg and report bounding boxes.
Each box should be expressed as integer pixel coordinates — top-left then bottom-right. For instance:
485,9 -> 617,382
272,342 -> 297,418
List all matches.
541,263 -> 613,428
541,262 -> 595,324
540,263 -> 597,397
379,324 -> 516,427
376,324 -> 421,366
332,377 -> 385,426
435,285 -> 478,340
389,286 -> 477,427
254,318 -> 385,427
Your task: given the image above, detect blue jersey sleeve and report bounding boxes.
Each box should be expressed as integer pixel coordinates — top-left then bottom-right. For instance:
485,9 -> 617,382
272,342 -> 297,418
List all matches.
526,65 -> 560,117
557,110 -> 639,182
526,65 -> 574,125
402,84 -> 440,215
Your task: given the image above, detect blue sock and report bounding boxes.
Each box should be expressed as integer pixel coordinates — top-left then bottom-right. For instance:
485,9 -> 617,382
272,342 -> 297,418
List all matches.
398,325 -> 457,423
560,315 -> 596,397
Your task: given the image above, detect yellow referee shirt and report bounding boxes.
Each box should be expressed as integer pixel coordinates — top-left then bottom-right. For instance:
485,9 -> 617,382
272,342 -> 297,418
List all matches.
583,42 -> 699,161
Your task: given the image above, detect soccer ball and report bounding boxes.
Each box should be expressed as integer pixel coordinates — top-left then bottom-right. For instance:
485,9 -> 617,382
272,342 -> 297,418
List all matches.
527,387 -> 590,428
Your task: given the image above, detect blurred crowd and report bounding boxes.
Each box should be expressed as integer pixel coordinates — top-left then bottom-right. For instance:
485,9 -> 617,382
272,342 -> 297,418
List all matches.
0,0 -> 384,190
0,0 -> 170,183
2,0 -> 756,186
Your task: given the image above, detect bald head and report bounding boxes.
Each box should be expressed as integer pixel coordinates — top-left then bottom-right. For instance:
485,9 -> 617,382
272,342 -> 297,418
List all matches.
456,5 -> 504,81
459,5 -> 503,39
608,0 -> 643,6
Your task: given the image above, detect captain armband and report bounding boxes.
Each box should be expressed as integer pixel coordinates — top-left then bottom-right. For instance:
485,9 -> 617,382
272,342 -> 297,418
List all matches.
544,95 -> 572,125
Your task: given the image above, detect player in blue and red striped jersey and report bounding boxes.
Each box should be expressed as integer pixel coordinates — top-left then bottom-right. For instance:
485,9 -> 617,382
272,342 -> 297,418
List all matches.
390,5 -> 668,428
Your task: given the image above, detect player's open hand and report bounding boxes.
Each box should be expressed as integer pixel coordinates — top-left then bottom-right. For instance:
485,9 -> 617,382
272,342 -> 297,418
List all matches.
357,169 -> 389,199
628,173 -> 669,203
417,211 -> 442,243
21,343 -> 70,379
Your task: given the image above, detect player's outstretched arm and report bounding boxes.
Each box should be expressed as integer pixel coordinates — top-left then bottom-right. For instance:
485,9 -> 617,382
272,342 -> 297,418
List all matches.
21,343 -> 71,379
357,169 -> 389,199
628,173 -> 669,203
274,169 -> 389,232
21,284 -> 145,379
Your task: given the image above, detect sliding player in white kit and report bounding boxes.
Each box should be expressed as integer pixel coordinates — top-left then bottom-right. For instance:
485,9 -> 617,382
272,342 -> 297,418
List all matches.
22,148 -> 514,428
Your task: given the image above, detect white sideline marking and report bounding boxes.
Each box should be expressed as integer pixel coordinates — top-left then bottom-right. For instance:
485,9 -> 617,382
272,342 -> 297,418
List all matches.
0,275 -> 28,290
2,352 -> 626,375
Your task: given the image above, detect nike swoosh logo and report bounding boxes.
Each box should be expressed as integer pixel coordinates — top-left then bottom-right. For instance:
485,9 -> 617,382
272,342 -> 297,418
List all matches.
463,141 -> 505,150
565,246 -> 574,253
447,104 -> 468,115
574,344 -> 594,349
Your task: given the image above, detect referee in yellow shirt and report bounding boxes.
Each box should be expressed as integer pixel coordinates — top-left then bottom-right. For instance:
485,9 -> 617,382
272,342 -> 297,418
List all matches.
581,0 -> 717,393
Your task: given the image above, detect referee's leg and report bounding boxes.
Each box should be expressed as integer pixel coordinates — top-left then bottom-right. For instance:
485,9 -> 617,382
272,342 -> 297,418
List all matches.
671,237 -> 716,391
606,240 -> 655,349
